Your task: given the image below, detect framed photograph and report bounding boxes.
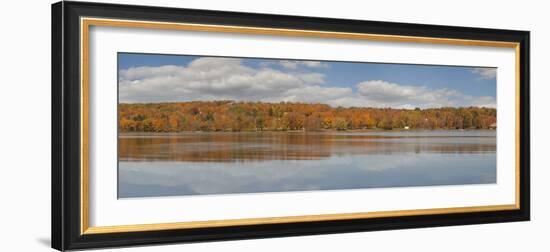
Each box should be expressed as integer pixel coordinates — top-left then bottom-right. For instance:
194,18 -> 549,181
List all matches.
52,1 -> 530,250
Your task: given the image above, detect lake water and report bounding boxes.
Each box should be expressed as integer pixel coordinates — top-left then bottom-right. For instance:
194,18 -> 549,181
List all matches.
118,130 -> 496,198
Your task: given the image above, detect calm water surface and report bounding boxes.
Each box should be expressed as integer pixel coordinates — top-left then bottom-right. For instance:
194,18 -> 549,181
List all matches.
118,131 -> 496,198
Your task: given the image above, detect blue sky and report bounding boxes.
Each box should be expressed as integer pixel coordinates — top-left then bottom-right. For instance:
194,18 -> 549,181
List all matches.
118,52 -> 496,108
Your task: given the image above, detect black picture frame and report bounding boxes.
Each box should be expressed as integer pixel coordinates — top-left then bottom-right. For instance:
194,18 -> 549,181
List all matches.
52,1 -> 530,251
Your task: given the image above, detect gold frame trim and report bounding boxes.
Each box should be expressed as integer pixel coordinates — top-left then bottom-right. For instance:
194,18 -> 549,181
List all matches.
80,17 -> 522,235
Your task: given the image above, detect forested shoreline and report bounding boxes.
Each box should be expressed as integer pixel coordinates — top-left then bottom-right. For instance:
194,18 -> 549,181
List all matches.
118,101 -> 496,132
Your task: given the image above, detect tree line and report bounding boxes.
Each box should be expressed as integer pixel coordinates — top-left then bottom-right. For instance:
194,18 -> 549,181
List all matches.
119,101 -> 496,132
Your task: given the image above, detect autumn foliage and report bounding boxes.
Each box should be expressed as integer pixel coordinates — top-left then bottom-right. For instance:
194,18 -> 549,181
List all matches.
118,101 -> 497,132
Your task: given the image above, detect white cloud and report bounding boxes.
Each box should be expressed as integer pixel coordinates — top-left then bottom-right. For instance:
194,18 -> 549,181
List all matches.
277,85 -> 353,104
301,61 -> 330,68
356,80 -> 461,107
278,60 -> 298,69
279,60 -> 330,69
472,68 -> 497,80
356,80 -> 495,108
119,57 -> 326,103
119,57 -> 495,108
462,95 -> 497,108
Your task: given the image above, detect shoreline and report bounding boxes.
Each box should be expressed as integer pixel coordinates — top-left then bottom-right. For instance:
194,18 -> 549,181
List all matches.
119,128 -> 496,135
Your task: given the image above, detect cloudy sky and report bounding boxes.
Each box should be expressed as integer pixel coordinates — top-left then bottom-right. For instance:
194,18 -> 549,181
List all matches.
118,53 -> 496,109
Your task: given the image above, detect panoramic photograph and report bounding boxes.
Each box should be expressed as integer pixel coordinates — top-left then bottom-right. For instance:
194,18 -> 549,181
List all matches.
117,52 -> 497,198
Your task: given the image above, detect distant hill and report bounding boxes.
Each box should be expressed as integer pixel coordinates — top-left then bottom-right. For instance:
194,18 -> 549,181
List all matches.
118,101 -> 496,132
